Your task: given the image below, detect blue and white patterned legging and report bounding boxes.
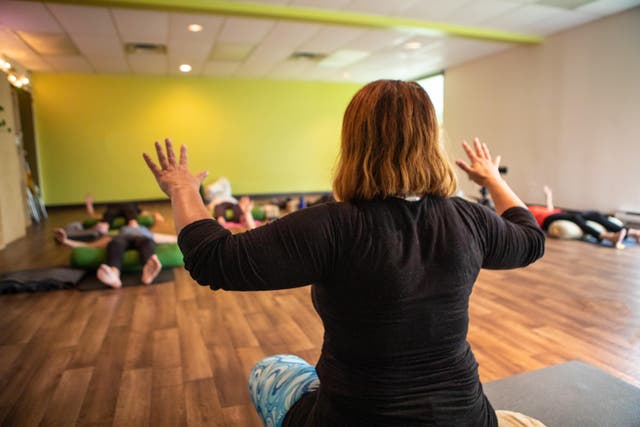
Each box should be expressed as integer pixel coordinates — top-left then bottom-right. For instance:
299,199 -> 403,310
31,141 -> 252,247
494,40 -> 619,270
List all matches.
248,354 -> 320,427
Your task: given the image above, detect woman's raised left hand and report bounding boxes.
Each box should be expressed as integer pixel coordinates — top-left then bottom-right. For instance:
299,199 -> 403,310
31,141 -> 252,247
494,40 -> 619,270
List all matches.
143,138 -> 208,198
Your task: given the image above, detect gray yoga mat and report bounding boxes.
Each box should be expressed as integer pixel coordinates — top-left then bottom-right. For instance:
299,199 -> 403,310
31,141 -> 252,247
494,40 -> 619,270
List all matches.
484,360 -> 640,427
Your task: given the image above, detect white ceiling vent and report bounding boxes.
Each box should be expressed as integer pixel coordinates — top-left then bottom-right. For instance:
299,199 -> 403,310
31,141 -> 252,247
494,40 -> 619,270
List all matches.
125,42 -> 167,55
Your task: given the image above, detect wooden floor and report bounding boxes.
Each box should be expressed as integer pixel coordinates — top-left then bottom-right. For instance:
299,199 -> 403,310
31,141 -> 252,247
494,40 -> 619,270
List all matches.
1,202 -> 639,426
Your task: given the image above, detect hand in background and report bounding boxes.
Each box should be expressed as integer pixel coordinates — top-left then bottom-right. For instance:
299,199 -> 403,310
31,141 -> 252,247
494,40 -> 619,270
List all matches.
455,138 -> 503,187
143,138 -> 208,198
238,196 -> 254,214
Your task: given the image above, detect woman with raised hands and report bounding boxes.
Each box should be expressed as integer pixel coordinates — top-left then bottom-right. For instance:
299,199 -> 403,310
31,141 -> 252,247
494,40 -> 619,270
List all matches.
143,79 -> 545,427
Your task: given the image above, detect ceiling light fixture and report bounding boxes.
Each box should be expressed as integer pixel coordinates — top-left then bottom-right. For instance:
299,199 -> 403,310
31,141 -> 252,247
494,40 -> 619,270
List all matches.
1,55 -> 31,90
179,64 -> 192,73
405,41 -> 422,50
188,24 -> 203,32
0,58 -> 11,71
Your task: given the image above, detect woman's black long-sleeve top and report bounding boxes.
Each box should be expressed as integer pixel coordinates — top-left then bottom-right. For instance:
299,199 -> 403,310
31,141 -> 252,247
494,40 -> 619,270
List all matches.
178,196 -> 545,426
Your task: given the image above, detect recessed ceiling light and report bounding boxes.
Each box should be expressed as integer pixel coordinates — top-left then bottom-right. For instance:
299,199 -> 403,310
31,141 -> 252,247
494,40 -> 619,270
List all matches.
405,41 -> 422,50
188,24 -> 203,32
179,64 -> 192,73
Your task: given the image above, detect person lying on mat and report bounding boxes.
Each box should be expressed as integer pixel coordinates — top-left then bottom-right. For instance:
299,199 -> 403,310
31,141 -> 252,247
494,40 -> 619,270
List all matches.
203,177 -> 257,230
84,193 -> 165,230
143,80 -> 546,427
54,220 -> 176,289
528,186 -> 639,248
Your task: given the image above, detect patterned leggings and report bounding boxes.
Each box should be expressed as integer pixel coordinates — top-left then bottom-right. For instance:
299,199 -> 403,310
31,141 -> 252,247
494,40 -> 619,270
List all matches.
248,355 -> 547,427
248,354 -> 319,427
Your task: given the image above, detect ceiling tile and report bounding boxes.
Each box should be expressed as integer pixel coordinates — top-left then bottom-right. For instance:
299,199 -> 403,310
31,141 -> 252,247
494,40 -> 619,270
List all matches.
168,40 -> 214,60
241,45 -> 292,66
234,61 -> 274,78
480,4 -> 561,32
217,17 -> 275,44
0,1 -> 63,33
18,55 -> 53,71
290,0 -> 352,9
340,29 -> 411,52
577,0 -> 640,15
169,12 -> 224,42
127,53 -> 168,74
86,55 -> 129,73
47,4 -> 117,36
0,27 -> 37,58
46,56 -> 94,72
297,24 -> 365,54
18,31 -> 80,56
112,8 -> 169,44
395,0 -> 470,21
260,21 -> 321,49
202,60 -> 241,76
209,43 -> 255,61
234,45 -> 291,76
268,58 -> 314,79
70,34 -> 123,56
443,0 -> 522,25
344,0 -> 418,15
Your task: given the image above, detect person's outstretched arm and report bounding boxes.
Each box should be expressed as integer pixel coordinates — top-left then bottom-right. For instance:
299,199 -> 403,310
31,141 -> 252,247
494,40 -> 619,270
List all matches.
54,228 -> 111,248
239,196 -> 257,230
152,232 -> 178,244
84,193 -> 101,219
143,139 -> 211,234
543,185 -> 554,210
455,138 -> 526,215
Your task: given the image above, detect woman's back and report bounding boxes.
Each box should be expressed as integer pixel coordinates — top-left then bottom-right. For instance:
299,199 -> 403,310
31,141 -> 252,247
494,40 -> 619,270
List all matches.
279,196 -> 543,426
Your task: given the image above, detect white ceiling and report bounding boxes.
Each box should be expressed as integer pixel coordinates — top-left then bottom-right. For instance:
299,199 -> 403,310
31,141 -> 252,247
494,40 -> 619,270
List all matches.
0,0 -> 638,83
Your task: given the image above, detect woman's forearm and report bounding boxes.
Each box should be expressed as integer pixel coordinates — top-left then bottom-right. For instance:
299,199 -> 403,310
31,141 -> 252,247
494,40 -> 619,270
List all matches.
170,186 -> 213,234
485,177 -> 526,215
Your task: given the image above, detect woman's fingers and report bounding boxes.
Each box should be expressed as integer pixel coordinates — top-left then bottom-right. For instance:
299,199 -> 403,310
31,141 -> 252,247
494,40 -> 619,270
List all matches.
455,159 -> 471,173
461,141 -> 476,161
473,138 -> 485,159
155,141 -> 169,169
142,152 -> 161,176
481,142 -> 491,160
165,138 -> 177,166
179,144 -> 188,167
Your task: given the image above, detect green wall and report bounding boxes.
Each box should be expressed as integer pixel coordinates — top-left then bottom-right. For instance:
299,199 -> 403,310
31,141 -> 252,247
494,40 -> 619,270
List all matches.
32,73 -> 361,205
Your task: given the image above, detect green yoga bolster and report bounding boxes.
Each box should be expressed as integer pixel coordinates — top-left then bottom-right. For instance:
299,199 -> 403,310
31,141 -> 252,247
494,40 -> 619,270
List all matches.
70,243 -> 183,272
82,214 -> 155,229
252,206 -> 266,221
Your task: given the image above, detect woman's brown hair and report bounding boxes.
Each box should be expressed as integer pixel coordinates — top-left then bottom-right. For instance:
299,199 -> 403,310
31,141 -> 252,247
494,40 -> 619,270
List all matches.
332,80 -> 457,202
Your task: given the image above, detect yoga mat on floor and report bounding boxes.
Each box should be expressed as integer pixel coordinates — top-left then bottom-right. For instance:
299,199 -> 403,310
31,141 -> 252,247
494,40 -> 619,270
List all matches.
0,267 -> 86,294
483,360 -> 640,427
76,268 -> 175,291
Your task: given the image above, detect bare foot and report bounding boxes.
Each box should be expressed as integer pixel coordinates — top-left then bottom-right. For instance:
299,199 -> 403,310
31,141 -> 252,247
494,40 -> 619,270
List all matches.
628,228 -> 640,243
601,229 -> 627,249
97,264 -> 122,288
141,254 -> 162,285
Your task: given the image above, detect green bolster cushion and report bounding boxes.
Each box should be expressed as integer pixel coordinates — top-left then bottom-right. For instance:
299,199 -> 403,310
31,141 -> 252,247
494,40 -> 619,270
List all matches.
70,243 -> 183,272
82,214 -> 155,230
252,206 -> 266,221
